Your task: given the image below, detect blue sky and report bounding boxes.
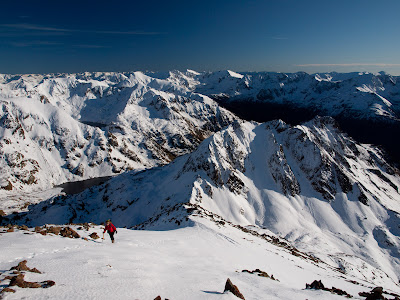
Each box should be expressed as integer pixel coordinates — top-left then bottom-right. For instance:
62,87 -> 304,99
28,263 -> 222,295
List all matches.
1,0 -> 399,74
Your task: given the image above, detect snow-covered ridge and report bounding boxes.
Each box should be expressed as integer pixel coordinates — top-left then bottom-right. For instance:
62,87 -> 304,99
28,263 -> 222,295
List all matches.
192,70 -> 400,121
1,70 -> 399,196
9,116 -> 400,288
0,71 -> 235,195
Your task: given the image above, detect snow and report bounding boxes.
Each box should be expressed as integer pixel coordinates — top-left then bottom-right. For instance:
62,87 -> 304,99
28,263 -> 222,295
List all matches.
7,117 -> 400,293
227,70 -> 244,79
0,71 -> 236,197
1,70 -> 400,299
1,218 -> 396,299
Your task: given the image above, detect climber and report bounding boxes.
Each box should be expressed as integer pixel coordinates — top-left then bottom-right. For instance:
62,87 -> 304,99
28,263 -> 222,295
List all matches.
103,219 -> 117,243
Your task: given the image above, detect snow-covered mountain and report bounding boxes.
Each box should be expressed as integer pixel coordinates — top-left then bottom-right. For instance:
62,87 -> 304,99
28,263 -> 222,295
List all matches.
0,72 -> 235,194
10,116 -> 400,289
2,70 -> 400,197
192,70 -> 400,122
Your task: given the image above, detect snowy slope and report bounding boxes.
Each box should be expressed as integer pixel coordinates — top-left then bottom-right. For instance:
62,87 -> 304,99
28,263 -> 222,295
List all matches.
3,219 -> 399,299
0,72 -> 235,195
9,116 -> 400,289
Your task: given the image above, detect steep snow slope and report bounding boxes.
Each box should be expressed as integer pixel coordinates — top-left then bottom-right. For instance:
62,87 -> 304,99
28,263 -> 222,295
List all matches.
0,72 -> 235,195
10,116 -> 400,288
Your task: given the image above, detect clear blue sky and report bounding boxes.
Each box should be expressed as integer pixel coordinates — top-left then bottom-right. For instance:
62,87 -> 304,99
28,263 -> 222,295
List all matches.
1,0 -> 399,75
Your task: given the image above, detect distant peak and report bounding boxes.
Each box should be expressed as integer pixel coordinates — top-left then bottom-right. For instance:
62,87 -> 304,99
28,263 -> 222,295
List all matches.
227,70 -> 244,79
186,69 -> 201,75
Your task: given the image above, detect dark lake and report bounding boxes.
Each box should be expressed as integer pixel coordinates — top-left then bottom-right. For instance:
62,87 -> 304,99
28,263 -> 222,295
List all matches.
57,176 -> 112,194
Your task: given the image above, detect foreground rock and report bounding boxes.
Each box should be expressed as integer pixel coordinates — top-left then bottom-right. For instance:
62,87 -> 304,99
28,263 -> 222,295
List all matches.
242,268 -> 278,281
306,280 -> 352,298
59,227 -> 80,238
224,278 -> 245,299
11,260 -> 41,273
0,260 -> 56,295
359,287 -> 400,300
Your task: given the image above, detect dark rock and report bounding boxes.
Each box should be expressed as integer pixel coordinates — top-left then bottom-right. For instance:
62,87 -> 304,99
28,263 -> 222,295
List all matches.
154,296 -> 162,300
9,273 -> 41,288
11,260 -> 31,272
89,232 -> 100,239
46,226 -> 62,235
2,181 -> 13,190
60,227 -> 80,238
306,280 -> 352,298
18,225 -> 29,230
224,278 -> 245,299
30,268 -> 41,274
359,286 -> 385,300
41,280 -> 56,288
306,280 -> 325,290
1,287 -> 16,293
10,260 -> 41,274
83,222 -> 90,230
241,269 -> 275,279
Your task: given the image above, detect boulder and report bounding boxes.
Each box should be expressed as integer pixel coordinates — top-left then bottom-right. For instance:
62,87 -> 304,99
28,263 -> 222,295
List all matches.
18,225 -> 29,230
224,278 -> 245,299
306,280 -> 325,290
89,232 -> 100,239
47,226 -> 62,235
60,227 -> 80,238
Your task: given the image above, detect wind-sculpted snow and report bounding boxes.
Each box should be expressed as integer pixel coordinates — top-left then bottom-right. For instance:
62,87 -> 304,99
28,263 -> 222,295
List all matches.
0,72 -> 235,195
9,116 -> 400,287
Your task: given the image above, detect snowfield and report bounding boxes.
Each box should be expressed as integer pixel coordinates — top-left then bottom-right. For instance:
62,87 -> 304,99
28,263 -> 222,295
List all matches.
1,219 -> 399,300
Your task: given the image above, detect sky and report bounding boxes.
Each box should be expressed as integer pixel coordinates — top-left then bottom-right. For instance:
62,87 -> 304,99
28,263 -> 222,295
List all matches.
0,0 -> 399,75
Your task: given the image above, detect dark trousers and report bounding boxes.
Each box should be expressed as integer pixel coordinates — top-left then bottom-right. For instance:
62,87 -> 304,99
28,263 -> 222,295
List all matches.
108,231 -> 115,241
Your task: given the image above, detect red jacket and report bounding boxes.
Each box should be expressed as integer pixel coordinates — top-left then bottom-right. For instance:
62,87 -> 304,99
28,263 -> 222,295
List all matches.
104,223 -> 117,233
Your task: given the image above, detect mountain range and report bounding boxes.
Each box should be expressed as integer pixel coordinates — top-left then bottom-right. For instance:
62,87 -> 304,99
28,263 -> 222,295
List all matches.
1,70 -> 400,298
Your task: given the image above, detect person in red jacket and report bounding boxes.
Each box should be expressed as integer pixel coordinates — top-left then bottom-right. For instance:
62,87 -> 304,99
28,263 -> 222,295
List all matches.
103,219 -> 117,243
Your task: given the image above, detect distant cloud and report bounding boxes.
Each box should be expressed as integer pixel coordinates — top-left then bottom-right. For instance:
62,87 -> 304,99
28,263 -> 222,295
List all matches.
0,23 -> 163,35
272,36 -> 288,40
73,44 -> 110,49
8,41 -> 62,47
296,63 -> 400,67
2,23 -> 72,32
